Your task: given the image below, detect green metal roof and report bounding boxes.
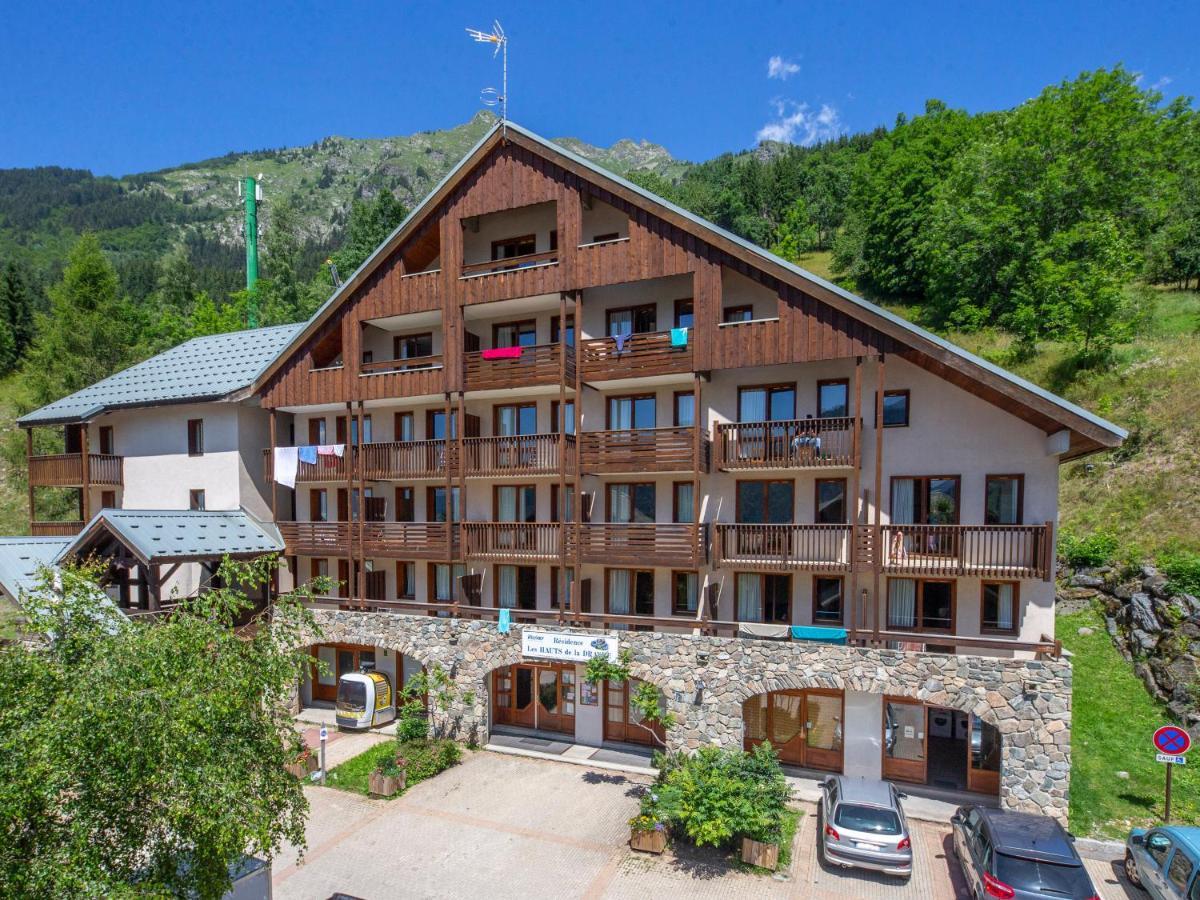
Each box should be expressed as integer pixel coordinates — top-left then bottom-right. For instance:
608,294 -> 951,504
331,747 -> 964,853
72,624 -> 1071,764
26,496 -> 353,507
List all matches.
18,323 -> 304,426
0,536 -> 71,599
58,509 -> 283,566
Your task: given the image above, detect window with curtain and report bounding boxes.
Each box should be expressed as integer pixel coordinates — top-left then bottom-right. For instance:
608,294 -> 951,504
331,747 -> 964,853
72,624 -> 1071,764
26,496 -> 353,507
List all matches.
817,380 -> 849,418
608,395 -> 656,430
494,320 -> 537,348
606,304 -> 656,336
496,404 -> 537,435
550,567 -> 575,609
985,476 -> 1023,525
495,485 -> 535,522
673,392 -> 695,427
394,332 -> 433,360
674,299 -> 694,329
891,477 -> 959,525
606,570 -> 653,615
813,577 -> 844,624
433,564 -> 465,603
737,573 -> 763,621
397,562 -> 415,599
982,582 -> 1016,632
738,385 -> 795,422
394,412 -> 414,442
551,484 -> 574,523
428,487 -> 461,522
551,400 -> 575,434
887,579 -> 917,629
551,314 -> 575,347
736,480 -> 794,523
737,573 -> 791,623
673,482 -> 694,523
673,571 -> 698,615
608,483 -> 655,523
816,479 -> 847,524
608,569 -> 631,615
497,565 -> 518,609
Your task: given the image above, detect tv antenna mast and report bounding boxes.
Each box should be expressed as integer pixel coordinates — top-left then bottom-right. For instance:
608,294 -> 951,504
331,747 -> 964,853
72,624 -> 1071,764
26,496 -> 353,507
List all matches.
466,21 -> 507,127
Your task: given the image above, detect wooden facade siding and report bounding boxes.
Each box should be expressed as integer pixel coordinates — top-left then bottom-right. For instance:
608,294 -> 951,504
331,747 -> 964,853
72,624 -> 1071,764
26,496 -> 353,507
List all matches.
572,523 -> 708,568
463,434 -> 576,477
358,440 -> 457,480
714,417 -> 857,470
31,520 -> 84,537
28,453 -> 123,488
355,360 -> 447,402
578,426 -> 709,474
579,331 -> 694,382
713,524 -> 854,572
360,522 -> 458,560
278,521 -> 352,556
462,522 -> 565,561
462,343 -> 573,391
359,354 -> 442,376
877,523 -> 1052,581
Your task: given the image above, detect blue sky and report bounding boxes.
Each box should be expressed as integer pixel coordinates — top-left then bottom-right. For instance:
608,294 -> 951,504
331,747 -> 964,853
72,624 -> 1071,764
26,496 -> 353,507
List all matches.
1,0 -> 1196,175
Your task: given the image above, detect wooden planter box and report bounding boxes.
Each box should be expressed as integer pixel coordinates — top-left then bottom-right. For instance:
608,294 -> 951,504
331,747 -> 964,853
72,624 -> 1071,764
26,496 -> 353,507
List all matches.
741,837 -> 779,870
368,768 -> 406,798
630,828 -> 667,854
286,754 -> 319,779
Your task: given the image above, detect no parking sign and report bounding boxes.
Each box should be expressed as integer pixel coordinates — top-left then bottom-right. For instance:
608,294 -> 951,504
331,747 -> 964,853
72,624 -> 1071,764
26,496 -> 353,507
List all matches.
1153,725 -> 1192,823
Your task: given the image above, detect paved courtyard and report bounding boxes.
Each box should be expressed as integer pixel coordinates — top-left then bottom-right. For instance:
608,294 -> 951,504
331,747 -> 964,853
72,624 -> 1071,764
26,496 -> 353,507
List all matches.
272,750 -> 1136,899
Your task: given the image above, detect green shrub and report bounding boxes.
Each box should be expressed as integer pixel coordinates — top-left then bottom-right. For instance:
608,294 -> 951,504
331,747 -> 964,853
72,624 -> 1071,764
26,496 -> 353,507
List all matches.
1158,546 -> 1200,596
397,737 -> 461,784
397,700 -> 429,742
1060,530 -> 1119,568
647,744 -> 790,848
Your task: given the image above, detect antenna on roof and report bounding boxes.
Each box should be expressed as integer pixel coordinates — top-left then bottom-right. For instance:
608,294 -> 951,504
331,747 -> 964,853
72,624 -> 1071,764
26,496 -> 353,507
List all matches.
466,20 -> 507,131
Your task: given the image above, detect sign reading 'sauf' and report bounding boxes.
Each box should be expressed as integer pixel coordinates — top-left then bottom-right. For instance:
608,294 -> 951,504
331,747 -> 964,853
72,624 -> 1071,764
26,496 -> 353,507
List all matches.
521,629 -> 618,664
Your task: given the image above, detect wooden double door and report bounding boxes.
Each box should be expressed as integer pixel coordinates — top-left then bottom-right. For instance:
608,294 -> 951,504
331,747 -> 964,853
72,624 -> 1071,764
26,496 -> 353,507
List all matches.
492,663 -> 576,735
743,689 -> 844,772
882,698 -> 1000,795
311,643 -> 375,703
604,679 -> 666,747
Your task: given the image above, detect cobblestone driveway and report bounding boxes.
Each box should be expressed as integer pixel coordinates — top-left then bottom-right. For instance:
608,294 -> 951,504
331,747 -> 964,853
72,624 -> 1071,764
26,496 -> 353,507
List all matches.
272,751 -> 1135,899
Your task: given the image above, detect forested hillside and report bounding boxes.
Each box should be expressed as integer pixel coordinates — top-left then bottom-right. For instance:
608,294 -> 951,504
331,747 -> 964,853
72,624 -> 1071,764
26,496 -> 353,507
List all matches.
1,65 -> 1198,562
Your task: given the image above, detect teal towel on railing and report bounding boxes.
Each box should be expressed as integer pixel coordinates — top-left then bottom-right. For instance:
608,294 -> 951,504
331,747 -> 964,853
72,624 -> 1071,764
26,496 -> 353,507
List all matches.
670,327 -> 689,348
790,625 -> 848,645
498,608 -> 511,634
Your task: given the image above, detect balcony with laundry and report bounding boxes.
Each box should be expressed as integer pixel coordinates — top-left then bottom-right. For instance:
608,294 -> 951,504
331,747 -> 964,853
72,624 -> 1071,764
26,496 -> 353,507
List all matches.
578,275 -> 696,386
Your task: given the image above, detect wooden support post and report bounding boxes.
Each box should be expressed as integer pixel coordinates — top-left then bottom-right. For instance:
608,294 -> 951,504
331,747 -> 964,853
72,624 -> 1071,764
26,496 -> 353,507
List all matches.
849,357 -> 863,644
269,409 -> 278,522
25,427 -> 34,529
80,423 -> 90,524
148,563 -> 161,612
572,290 -> 584,620
455,390 -> 466,559
872,354 -> 886,644
356,400 -> 366,601
558,290 -> 568,570
345,401 -> 355,600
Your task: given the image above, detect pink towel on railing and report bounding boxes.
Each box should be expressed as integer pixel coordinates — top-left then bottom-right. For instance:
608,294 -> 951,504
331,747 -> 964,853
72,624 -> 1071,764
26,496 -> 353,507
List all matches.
481,346 -> 523,360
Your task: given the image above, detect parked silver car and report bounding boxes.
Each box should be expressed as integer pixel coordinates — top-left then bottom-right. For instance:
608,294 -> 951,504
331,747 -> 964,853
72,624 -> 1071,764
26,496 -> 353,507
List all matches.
820,775 -> 913,879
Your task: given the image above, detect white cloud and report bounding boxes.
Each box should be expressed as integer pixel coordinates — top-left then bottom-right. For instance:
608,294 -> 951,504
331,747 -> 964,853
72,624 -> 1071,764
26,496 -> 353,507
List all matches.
1152,75 -> 1173,91
767,56 -> 800,80
756,100 -> 844,146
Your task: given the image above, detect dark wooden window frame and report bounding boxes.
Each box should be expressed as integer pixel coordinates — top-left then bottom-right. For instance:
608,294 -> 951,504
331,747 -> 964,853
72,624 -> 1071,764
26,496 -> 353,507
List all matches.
550,313 -> 575,346
606,481 -> 656,522
879,389 -> 911,428
493,402 -> 538,435
672,481 -> 695,524
550,483 -> 574,523
494,563 -> 538,611
673,390 -> 695,428
673,297 -> 695,329
816,378 -> 851,418
605,302 -> 657,335
98,425 -> 114,455
671,570 -> 700,617
606,393 -> 657,430
427,485 -> 461,523
550,399 -> 575,434
735,478 -> 795,524
737,382 -> 797,422
493,483 -> 537,521
889,475 -> 963,524
815,478 -> 848,525
886,577 -> 957,634
734,571 -> 792,624
591,231 -> 621,243
310,489 -> 328,523
722,304 -> 754,323
189,489 -> 206,511
604,567 -> 656,616
427,562 -> 464,605
980,581 -> 1020,635
394,411 -> 414,442
490,233 -> 536,261
812,575 -> 845,626
492,319 -> 537,348
393,331 -> 434,361
395,486 -> 415,523
984,474 -> 1025,526
187,418 -> 204,456
396,561 -> 416,600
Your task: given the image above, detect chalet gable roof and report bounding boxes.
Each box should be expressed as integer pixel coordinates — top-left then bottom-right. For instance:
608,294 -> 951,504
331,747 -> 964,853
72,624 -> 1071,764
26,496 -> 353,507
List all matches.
252,120 -> 1125,457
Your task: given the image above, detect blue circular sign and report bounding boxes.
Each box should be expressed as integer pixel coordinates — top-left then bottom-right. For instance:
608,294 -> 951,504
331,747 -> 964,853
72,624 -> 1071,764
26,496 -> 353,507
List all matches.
1154,726 -> 1191,755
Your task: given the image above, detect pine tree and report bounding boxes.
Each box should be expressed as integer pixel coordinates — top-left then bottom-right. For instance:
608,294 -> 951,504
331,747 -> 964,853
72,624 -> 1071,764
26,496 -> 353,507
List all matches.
0,260 -> 35,359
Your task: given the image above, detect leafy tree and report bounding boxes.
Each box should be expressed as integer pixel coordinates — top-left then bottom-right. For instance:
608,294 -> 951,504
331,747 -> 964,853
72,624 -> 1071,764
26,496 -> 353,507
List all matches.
21,233 -> 145,408
0,555 -> 329,898
770,197 -> 819,262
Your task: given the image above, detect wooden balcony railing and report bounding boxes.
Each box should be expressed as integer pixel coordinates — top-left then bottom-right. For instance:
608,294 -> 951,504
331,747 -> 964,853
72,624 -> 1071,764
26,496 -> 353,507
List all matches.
28,453 -> 123,488
278,521 -> 352,556
462,342 -> 574,392
464,434 -> 576,477
359,354 -> 443,376
714,417 -> 857,470
877,523 -> 1053,581
578,426 -> 709,474
31,520 -> 84,537
360,522 -> 458,560
463,523 -> 564,561
358,440 -> 457,480
713,524 -> 853,572
461,249 -> 559,278
572,523 -> 708,568
579,330 -> 693,382
263,448 -> 351,483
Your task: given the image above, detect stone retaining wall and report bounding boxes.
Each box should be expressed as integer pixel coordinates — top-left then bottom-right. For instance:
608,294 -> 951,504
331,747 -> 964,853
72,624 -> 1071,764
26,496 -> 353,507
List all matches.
304,609 -> 1073,820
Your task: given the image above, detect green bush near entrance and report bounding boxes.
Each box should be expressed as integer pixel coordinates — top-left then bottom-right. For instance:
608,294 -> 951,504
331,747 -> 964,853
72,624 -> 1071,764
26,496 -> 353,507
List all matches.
326,738 -> 462,798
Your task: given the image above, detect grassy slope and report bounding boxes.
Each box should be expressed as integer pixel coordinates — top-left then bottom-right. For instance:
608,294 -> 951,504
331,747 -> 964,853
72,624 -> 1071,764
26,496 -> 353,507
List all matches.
1060,606 -> 1200,836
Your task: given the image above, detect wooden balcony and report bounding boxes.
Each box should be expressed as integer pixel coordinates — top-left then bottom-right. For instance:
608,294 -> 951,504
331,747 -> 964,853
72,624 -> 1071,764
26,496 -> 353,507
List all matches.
714,418 -> 857,470
578,427 -> 709,474
278,521 -> 351,556
462,522 -> 565,561
28,453 -> 123,488
462,343 -> 574,392
263,448 -> 351,483
579,330 -> 693,383
360,523 -> 458,560
360,353 -> 443,376
461,249 -> 559,278
356,354 -> 446,401
358,440 -> 457,480
464,434 -> 576,477
573,523 -> 708,568
31,520 -> 84,537
713,524 -> 853,572
877,523 -> 1053,581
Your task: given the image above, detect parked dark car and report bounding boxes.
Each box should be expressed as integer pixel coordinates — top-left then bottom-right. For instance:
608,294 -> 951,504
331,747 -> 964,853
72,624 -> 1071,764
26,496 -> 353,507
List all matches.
1124,825 -> 1200,898
951,806 -> 1098,899
820,775 -> 913,878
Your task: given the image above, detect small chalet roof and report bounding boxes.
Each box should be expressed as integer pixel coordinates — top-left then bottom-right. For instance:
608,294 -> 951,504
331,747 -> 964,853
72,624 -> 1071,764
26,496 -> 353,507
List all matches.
0,536 -> 71,600
18,323 -> 304,427
255,119 -> 1125,457
58,509 -> 283,567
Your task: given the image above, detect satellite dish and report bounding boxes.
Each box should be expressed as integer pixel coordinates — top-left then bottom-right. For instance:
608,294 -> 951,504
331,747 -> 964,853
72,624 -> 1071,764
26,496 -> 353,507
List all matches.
480,87 -> 501,107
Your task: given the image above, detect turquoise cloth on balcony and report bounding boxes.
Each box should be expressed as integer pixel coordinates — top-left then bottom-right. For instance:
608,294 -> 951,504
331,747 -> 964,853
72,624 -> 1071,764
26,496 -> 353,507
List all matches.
790,625 -> 848,645
670,327 -> 689,348
497,608 -> 511,634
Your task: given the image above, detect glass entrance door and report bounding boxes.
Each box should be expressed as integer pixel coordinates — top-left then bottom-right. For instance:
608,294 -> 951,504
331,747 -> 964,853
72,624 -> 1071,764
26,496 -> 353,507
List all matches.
883,697 -> 927,784
491,664 -> 575,735
968,715 -> 1001,794
741,689 -> 844,772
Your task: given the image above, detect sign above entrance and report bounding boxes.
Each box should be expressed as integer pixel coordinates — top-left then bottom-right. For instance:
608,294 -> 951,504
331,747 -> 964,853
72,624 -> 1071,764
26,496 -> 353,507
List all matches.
521,629 -> 618,664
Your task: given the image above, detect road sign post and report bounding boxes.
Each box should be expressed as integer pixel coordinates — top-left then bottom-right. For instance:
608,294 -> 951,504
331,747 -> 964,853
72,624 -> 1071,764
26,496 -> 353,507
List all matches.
319,725 -> 328,786
1153,726 -> 1192,823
